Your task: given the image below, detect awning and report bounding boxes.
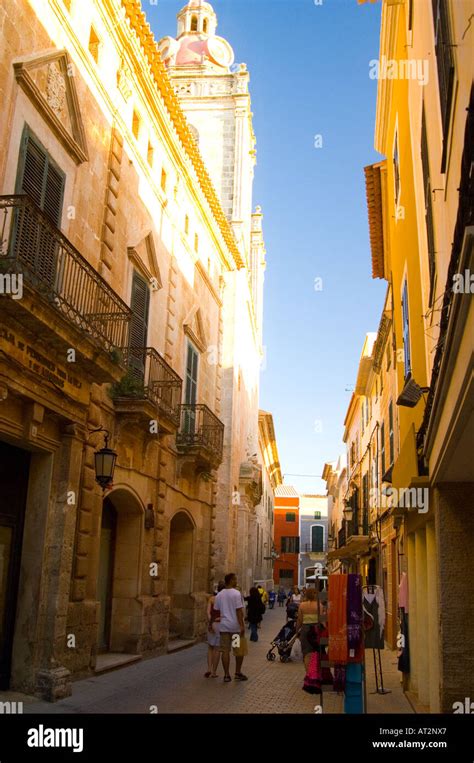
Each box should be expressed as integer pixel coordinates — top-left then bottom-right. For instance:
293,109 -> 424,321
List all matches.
327,535 -> 371,561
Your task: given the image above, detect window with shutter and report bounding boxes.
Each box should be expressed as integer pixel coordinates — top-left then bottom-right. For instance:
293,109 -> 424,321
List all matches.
183,341 -> 199,434
432,0 -> 455,171
185,342 -> 199,405
311,526 -> 324,553
389,402 -> 394,466
401,280 -> 411,378
16,127 -> 65,225
381,422 -> 386,477
421,107 -> 436,306
128,271 -> 150,379
15,126 -> 65,285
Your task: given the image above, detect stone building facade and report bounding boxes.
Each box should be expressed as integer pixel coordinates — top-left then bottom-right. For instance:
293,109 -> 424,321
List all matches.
326,0 -> 473,713
0,0 -> 266,699
251,410 -> 282,590
159,1 -> 266,591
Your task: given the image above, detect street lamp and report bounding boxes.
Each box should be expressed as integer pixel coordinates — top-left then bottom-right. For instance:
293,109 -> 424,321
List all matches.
343,500 -> 353,522
94,431 -> 117,490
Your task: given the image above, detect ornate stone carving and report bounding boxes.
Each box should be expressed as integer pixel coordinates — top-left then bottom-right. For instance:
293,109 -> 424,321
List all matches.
117,59 -> 132,101
239,460 -> 262,507
46,63 -> 66,117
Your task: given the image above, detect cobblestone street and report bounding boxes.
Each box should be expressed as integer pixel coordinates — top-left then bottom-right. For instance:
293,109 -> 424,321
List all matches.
20,608 -> 341,714
0,607 -> 412,715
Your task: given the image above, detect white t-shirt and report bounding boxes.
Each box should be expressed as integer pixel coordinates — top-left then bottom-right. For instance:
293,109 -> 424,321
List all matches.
214,588 -> 243,633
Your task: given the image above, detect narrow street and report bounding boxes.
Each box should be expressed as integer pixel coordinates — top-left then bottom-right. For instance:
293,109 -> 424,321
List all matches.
8,607 -> 411,715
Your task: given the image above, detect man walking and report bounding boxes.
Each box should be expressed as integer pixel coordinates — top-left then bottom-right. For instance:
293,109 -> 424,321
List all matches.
214,572 -> 248,682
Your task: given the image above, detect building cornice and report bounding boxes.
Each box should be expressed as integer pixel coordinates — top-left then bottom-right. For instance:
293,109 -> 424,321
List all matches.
374,0 -> 400,154
258,410 -> 282,489
120,0 -> 244,270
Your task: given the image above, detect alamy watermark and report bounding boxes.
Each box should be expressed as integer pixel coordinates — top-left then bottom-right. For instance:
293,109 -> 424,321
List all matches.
369,56 -> 429,86
0,273 -> 23,299
369,486 -> 429,514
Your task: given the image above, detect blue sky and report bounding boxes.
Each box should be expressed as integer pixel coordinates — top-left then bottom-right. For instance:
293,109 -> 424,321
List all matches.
147,0 -> 386,494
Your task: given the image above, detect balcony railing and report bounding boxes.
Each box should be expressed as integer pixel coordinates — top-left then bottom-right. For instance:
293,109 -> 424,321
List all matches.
112,347 -> 182,428
0,195 -> 131,353
347,511 -> 370,539
304,543 -> 325,553
176,404 -> 224,467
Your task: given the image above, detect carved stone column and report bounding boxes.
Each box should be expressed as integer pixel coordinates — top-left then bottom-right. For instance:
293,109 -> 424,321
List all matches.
35,423 -> 86,701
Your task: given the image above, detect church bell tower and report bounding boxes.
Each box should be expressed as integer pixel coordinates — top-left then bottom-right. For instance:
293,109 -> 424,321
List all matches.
158,0 -> 257,266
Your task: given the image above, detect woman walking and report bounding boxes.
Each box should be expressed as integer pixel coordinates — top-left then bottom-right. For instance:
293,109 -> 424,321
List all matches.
205,581 -> 224,678
296,588 -> 332,694
245,587 -> 266,642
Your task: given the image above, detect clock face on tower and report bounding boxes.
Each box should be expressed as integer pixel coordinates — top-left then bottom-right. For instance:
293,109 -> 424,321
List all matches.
207,36 -> 234,67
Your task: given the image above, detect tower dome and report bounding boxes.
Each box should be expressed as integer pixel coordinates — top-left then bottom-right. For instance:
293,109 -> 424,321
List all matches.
158,0 -> 234,70
177,0 -> 217,38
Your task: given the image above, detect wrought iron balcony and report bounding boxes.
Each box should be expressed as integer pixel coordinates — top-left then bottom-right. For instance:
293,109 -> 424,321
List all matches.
346,510 -> 370,539
304,543 -> 325,553
0,195 -> 131,354
176,404 -> 224,469
111,347 -> 182,430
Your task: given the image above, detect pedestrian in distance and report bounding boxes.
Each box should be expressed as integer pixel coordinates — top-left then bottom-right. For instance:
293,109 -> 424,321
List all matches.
204,580 -> 225,678
286,585 -> 301,621
245,587 -> 266,641
257,584 -> 268,606
214,572 -> 248,682
268,589 -> 276,609
277,586 -> 286,607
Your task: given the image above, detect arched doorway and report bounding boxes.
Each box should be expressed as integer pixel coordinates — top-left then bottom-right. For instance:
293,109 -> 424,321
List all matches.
96,488 -> 143,654
167,512 -> 195,639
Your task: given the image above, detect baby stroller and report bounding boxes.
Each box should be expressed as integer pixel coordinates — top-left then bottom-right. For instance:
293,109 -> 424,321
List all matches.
266,617 -> 298,662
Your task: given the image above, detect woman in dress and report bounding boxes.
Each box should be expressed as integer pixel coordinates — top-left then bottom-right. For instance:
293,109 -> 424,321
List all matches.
296,589 -> 332,694
204,581 -> 224,678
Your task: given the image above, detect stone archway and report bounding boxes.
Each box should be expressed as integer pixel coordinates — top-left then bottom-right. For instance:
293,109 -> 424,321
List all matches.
167,511 -> 195,639
97,487 -> 144,654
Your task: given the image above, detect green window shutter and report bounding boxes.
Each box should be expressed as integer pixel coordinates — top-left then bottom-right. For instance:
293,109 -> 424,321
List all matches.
185,342 -> 198,405
17,132 -> 46,207
14,127 -> 65,285
128,271 -> 150,377
43,162 -> 65,227
16,127 -> 65,225
311,526 -> 324,552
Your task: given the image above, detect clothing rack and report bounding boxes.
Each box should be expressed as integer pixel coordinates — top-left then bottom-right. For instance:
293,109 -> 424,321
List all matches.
322,576 -> 367,713
362,584 -> 391,696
